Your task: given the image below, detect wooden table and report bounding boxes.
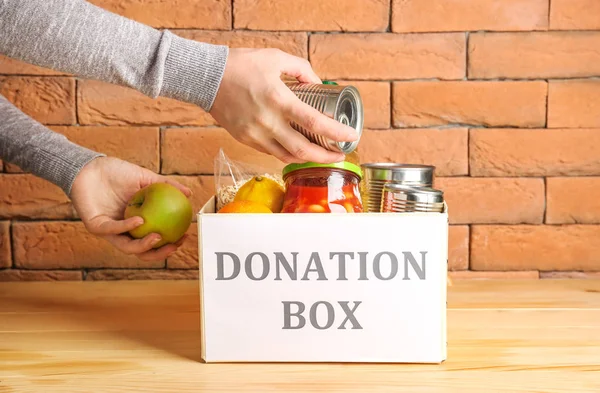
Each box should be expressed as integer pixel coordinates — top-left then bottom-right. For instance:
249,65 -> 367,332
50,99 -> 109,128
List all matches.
1,279 -> 600,392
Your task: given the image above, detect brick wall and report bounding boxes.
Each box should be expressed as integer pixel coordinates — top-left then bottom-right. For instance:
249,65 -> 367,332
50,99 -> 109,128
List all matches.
1,0 -> 599,281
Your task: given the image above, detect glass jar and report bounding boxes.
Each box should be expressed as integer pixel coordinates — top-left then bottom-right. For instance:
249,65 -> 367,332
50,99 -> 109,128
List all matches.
281,162 -> 363,213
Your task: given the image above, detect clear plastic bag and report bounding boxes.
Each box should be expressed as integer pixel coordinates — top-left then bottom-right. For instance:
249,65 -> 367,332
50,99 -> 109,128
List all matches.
213,149 -> 284,211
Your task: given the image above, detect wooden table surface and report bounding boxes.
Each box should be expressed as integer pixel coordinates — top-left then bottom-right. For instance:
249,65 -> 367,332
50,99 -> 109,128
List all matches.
1,279 -> 600,392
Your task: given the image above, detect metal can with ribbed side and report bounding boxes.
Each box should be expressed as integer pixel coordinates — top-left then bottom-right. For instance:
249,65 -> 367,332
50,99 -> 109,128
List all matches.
285,81 -> 363,154
380,183 -> 444,213
360,163 -> 436,212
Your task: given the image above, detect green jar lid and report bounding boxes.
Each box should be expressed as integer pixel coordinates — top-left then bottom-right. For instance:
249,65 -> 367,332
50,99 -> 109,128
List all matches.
282,161 -> 363,179
322,80 -> 338,85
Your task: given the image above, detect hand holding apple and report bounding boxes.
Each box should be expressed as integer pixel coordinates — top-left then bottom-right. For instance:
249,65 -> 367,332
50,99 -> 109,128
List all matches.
70,157 -> 193,261
124,183 -> 193,248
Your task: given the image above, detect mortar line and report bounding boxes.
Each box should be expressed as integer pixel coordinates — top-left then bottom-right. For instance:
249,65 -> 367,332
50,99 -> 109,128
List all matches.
9,221 -> 15,269
545,81 -> 550,128
543,177 -> 548,224
388,0 -> 393,32
231,0 -> 235,30
467,127 -> 471,176
159,127 -> 164,175
465,32 -> 470,80
75,79 -> 80,125
389,81 -> 394,128
467,224 -> 472,271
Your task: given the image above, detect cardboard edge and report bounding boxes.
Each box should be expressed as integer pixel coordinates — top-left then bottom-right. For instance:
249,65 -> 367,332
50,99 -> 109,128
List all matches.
198,215 -> 207,362
440,217 -> 449,362
198,197 -> 450,216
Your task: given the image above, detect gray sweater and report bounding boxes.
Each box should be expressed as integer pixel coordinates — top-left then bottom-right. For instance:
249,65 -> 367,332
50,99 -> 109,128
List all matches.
0,0 -> 228,195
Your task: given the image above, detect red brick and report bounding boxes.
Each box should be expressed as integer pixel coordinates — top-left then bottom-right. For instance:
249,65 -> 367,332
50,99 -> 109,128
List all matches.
393,81 -> 547,128
166,176 -> 215,221
469,32 -> 600,79
330,81 -> 390,129
234,0 -> 389,31
310,33 -> 465,80
86,269 -> 198,280
450,271 -> 540,279
0,77 -> 75,124
0,222 -> 10,268
88,0 -> 230,29
56,126 -> 159,172
12,222 -> 164,269
0,175 -> 74,219
167,226 -> 198,269
360,128 -> 468,176
176,30 -> 308,58
393,0 -> 548,33
77,80 -> 215,126
471,225 -> 600,271
0,270 -> 82,282
548,80 -> 600,128
449,226 -> 469,271
550,0 -> 600,30
470,128 -> 600,176
540,272 -> 600,279
161,127 -> 285,175
547,177 -> 600,224
4,163 -> 21,173
436,178 -> 545,224
0,126 -> 160,174
0,55 -> 69,75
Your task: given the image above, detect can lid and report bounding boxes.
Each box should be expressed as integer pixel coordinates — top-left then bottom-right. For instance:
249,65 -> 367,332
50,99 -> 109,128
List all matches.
361,162 -> 435,184
282,161 -> 362,179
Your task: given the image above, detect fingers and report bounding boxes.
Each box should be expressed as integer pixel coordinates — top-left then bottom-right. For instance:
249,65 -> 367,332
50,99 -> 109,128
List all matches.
278,52 -> 321,84
106,232 -> 163,255
139,170 -> 193,197
87,215 -> 144,236
105,234 -> 189,262
273,121 -> 345,164
254,137 -> 303,164
281,89 -> 359,144
161,178 -> 193,197
136,235 -> 188,262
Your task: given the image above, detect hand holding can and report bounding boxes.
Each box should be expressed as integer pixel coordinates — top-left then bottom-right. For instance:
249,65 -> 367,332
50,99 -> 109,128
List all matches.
209,48 -> 360,165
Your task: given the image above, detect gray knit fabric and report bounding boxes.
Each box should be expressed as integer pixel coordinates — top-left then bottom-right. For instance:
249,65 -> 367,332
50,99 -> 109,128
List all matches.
0,0 -> 229,195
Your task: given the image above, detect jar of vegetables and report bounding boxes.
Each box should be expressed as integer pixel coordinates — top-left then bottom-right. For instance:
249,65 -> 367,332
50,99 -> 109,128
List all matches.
280,162 -> 363,213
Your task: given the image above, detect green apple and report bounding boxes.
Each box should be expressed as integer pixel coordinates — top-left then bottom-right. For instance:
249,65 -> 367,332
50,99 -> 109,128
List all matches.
124,183 -> 193,248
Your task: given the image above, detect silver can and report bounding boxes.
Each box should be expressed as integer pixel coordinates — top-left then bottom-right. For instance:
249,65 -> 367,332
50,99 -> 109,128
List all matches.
381,183 -> 444,213
360,163 -> 435,212
286,81 -> 363,154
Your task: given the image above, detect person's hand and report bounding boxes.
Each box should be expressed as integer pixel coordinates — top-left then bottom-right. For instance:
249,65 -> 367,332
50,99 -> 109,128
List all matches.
70,156 -> 193,262
209,48 -> 358,164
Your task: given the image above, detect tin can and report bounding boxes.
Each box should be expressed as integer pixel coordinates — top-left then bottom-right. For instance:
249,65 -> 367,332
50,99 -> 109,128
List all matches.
381,183 -> 444,213
360,163 -> 435,212
285,81 -> 363,154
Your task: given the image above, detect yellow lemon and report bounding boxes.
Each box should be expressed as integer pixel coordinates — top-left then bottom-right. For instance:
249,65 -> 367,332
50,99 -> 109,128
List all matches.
234,176 -> 285,213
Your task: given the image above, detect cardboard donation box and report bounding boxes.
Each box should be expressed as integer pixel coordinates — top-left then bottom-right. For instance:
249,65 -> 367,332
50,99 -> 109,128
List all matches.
197,197 -> 448,363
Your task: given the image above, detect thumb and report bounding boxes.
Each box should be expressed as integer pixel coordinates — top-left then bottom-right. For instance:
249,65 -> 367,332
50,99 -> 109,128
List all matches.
150,175 -> 193,198
279,53 -> 321,84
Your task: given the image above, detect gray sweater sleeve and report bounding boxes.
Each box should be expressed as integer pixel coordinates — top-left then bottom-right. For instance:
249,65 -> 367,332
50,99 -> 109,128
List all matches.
0,0 -> 229,195
0,94 -> 105,195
